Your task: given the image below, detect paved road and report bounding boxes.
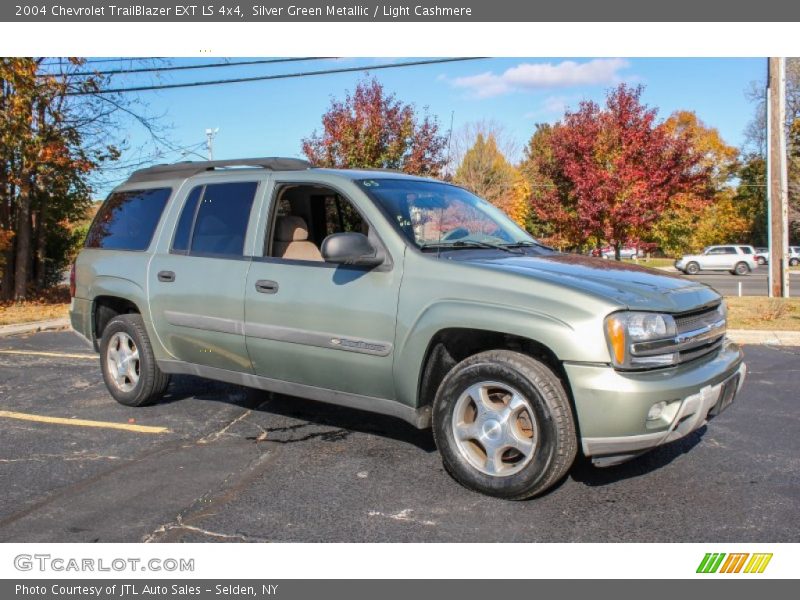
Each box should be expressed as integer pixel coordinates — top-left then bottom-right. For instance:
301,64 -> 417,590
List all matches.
674,266 -> 800,297
0,331 -> 798,542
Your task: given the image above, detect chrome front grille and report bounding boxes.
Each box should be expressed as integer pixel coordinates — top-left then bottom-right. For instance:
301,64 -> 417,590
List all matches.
675,303 -> 725,334
630,303 -> 726,367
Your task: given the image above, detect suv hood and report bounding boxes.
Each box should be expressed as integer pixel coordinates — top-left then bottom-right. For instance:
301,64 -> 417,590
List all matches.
464,253 -> 720,313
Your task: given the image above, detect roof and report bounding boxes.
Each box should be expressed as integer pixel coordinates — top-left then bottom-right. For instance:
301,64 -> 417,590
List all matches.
309,168 -> 437,182
124,158 -> 442,185
126,157 -> 312,183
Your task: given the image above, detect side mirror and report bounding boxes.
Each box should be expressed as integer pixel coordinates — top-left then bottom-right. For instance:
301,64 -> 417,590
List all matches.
321,232 -> 383,267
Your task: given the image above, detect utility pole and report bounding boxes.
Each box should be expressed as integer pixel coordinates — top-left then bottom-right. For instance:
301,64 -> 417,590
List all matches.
205,128 -> 219,161
767,57 -> 789,298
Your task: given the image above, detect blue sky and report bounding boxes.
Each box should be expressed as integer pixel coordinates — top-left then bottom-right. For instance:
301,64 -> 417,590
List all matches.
96,57 -> 766,193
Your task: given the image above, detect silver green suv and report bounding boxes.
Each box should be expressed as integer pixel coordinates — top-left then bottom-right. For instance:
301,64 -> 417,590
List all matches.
70,158 -> 745,499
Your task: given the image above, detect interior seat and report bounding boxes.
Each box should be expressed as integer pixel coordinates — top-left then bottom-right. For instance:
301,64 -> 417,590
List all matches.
273,216 -> 323,261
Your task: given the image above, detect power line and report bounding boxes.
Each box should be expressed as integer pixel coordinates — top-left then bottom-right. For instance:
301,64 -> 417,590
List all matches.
43,57 -> 162,65
65,57 -> 487,96
40,57 -> 331,78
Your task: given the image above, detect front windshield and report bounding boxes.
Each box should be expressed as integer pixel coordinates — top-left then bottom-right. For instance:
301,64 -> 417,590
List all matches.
358,178 -> 535,249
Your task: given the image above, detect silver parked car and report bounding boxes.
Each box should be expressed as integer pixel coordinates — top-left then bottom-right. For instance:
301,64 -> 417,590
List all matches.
675,245 -> 758,276
750,246 -> 799,266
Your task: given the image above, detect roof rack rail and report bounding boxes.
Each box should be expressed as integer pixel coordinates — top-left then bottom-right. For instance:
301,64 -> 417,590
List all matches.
126,157 -> 312,183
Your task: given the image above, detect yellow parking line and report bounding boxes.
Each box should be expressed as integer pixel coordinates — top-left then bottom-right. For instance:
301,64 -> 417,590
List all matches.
0,411 -> 170,434
0,350 -> 96,360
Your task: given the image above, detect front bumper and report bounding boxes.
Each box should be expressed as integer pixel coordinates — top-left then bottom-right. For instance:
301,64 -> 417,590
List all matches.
565,341 -> 745,466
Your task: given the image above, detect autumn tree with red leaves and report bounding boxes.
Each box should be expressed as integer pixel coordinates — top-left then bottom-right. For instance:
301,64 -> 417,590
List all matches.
302,77 -> 447,176
522,84 -> 710,258
1,57 -> 169,300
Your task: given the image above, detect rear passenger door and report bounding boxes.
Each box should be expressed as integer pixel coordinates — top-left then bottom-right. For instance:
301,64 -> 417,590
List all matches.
148,176 -> 265,372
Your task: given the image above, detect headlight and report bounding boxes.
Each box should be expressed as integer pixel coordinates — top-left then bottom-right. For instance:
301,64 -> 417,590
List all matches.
604,311 -> 678,369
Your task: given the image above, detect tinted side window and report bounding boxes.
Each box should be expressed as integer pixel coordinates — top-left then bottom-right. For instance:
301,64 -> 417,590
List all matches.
85,188 -> 171,250
172,186 -> 203,253
323,194 -> 367,237
722,247 -> 736,255
190,181 -> 258,256
739,246 -> 752,254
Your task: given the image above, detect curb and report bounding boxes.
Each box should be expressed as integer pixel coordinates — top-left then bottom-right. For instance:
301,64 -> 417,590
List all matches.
727,329 -> 800,346
0,317 -> 71,337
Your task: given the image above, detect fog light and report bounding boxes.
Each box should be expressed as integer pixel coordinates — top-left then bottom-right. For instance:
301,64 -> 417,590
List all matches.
647,401 -> 667,421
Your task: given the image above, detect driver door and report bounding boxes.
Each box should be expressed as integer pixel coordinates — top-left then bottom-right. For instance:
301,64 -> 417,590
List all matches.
243,179 -> 403,401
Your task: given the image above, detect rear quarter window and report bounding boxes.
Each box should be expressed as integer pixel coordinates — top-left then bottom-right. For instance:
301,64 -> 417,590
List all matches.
85,188 -> 172,251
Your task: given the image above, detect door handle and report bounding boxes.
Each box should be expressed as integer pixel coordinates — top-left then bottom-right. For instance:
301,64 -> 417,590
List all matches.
255,279 -> 279,294
157,270 -> 175,283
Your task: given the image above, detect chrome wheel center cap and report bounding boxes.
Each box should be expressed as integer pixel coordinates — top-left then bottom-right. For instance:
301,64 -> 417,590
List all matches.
482,419 -> 502,440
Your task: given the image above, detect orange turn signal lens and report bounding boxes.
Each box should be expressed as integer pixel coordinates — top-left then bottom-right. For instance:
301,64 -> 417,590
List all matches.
606,316 -> 627,366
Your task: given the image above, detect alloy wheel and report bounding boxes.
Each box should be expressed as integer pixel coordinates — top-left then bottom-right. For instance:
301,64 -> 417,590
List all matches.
451,381 -> 538,477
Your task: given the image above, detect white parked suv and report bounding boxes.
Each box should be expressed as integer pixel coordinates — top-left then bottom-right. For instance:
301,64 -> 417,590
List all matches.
675,245 -> 758,276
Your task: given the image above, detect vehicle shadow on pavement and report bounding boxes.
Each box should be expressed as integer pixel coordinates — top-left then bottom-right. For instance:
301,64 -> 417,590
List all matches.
568,426 -> 707,487
253,392 -> 438,453
158,375 -> 438,453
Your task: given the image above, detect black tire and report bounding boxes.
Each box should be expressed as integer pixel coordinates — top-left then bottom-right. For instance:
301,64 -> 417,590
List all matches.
685,261 -> 700,275
757,256 -> 766,266
790,257 -> 799,267
733,262 -> 750,276
432,350 -> 577,500
99,314 -> 169,407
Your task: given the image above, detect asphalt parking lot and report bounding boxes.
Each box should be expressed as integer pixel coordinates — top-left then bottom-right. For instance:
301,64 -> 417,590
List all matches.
0,330 -> 798,543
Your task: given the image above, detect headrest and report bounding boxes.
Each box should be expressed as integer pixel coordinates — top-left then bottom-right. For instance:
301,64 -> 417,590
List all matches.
275,216 -> 309,242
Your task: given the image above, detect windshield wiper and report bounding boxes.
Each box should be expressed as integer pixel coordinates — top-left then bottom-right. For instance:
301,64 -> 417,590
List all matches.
421,240 -> 523,254
503,240 -> 554,251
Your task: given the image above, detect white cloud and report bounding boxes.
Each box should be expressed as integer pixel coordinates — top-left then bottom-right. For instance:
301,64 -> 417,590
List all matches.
450,59 -> 630,98
523,95 -> 578,119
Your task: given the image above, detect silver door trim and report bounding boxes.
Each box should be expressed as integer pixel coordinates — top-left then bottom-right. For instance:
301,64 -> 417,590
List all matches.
163,310 -> 392,357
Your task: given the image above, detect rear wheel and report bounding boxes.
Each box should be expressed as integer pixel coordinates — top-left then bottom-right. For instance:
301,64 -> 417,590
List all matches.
733,262 -> 750,276
685,261 -> 700,275
432,350 -> 577,500
100,314 -> 169,407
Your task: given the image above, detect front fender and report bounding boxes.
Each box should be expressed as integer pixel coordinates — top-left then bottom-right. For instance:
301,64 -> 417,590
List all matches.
393,299 -> 605,408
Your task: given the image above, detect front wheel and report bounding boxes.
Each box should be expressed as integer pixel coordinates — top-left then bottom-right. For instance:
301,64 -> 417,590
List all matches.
733,262 -> 750,276
685,261 -> 700,275
100,314 -> 169,407
790,257 -> 799,267
432,350 -> 577,500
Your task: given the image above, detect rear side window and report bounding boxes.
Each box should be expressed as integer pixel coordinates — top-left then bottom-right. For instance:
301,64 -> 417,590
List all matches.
85,188 -> 171,250
740,247 -> 752,254
187,181 -> 258,256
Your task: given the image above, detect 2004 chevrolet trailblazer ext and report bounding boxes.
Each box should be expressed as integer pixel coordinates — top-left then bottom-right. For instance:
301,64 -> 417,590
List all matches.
70,158 -> 746,499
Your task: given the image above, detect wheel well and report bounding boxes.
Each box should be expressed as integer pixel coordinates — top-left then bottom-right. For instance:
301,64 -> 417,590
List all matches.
417,328 -> 567,411
93,296 -> 141,345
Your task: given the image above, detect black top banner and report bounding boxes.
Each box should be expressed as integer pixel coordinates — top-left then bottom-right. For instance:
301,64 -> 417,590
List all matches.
3,0 -> 800,22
